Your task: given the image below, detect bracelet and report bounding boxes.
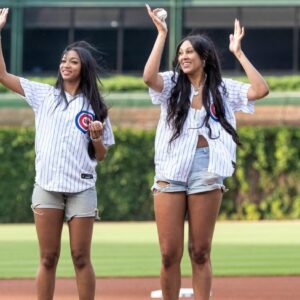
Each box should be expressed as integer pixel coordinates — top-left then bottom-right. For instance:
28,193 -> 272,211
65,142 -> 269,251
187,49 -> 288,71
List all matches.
90,136 -> 102,142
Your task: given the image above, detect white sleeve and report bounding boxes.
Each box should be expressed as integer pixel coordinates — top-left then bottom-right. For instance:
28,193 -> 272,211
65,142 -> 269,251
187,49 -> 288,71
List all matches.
19,77 -> 54,113
148,71 -> 177,105
222,78 -> 254,113
102,116 -> 115,147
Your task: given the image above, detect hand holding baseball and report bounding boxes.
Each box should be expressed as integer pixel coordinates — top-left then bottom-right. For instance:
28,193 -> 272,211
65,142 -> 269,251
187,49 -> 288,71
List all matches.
145,4 -> 168,34
155,9 -> 167,21
89,120 -> 104,141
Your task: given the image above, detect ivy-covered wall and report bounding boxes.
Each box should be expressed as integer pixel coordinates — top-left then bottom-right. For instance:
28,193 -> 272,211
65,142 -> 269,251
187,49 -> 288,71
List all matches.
0,127 -> 299,222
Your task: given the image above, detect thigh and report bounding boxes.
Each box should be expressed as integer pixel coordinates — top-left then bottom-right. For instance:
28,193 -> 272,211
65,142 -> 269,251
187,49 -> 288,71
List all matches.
68,217 -> 94,254
154,191 -> 187,253
32,185 -> 65,252
34,208 -> 64,253
187,190 -> 222,247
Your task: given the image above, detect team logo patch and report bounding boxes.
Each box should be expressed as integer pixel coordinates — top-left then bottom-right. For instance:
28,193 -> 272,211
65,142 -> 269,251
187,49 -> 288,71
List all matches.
209,102 -> 219,122
75,111 -> 95,133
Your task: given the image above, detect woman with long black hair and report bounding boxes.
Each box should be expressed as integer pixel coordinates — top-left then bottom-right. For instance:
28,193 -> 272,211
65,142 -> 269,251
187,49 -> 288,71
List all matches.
144,4 -> 269,300
0,8 -> 114,300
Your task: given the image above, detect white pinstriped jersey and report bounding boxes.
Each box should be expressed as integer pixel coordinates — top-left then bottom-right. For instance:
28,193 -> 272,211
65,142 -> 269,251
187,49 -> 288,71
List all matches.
149,71 -> 253,180
20,78 -> 115,193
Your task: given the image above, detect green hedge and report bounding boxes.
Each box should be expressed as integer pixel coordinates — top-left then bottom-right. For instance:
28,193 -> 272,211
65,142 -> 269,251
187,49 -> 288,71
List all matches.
0,76 -> 147,93
2,75 -> 300,93
234,75 -> 300,91
221,127 -> 300,220
0,127 -> 299,223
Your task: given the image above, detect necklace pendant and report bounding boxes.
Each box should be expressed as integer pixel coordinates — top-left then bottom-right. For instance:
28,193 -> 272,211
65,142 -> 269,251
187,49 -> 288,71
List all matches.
194,90 -> 199,96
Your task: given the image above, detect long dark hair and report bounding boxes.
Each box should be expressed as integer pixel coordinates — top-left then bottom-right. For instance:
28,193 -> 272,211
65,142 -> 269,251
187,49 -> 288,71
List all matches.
167,34 -> 241,146
55,41 -> 108,158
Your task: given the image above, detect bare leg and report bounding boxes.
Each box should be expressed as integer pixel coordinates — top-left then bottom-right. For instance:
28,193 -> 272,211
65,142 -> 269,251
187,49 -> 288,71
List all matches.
34,208 -> 64,300
69,217 -> 95,300
187,190 -> 222,300
154,188 -> 186,300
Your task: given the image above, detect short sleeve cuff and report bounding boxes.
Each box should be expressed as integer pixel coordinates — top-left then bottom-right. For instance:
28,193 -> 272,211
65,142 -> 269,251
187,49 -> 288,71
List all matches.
19,77 -> 53,112
102,117 -> 115,147
239,82 -> 255,114
19,77 -> 33,105
149,71 -> 175,105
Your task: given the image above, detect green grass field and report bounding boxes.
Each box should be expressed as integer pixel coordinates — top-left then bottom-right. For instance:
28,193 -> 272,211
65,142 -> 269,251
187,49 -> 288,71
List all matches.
0,221 -> 299,279
1,91 -> 300,108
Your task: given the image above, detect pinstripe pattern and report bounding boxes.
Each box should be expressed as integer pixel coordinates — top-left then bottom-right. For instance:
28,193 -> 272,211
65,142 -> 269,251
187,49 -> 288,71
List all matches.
149,71 -> 253,180
20,78 -> 115,193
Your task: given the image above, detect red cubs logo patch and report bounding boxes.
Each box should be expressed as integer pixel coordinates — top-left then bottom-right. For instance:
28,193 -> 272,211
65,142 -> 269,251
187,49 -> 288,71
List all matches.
75,111 -> 95,133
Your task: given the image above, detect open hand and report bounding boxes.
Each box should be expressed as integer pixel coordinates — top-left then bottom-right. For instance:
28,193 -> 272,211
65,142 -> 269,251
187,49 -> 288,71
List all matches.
229,19 -> 244,57
0,8 -> 9,31
145,4 -> 168,34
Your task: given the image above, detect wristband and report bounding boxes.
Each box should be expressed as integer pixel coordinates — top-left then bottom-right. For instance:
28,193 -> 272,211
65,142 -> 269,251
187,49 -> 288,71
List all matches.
90,136 -> 102,142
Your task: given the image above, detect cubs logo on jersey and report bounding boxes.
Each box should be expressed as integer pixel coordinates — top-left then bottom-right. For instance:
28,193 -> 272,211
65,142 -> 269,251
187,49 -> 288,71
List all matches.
75,111 -> 95,133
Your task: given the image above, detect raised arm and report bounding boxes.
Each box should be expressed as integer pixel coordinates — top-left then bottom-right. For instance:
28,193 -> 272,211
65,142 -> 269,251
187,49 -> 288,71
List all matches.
0,8 -> 24,96
143,4 -> 168,92
229,19 -> 269,100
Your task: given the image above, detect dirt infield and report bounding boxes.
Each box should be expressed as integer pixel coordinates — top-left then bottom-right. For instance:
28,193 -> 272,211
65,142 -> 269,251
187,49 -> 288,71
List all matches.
1,276 -> 300,300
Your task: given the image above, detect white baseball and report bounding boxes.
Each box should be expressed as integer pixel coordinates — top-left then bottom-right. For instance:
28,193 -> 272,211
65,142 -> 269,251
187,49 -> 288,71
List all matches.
93,120 -> 102,127
155,9 -> 167,21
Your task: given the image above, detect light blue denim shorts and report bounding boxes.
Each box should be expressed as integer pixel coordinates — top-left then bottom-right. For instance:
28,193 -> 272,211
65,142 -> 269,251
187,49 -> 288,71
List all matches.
152,147 -> 226,195
31,184 -> 100,221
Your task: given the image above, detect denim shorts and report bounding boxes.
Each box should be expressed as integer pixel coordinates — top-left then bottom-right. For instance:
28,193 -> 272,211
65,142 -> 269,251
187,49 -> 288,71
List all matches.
31,184 -> 100,221
152,147 -> 226,195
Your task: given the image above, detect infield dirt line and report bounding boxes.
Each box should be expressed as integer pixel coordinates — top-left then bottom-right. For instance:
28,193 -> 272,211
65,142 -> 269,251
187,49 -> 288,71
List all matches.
0,276 -> 300,300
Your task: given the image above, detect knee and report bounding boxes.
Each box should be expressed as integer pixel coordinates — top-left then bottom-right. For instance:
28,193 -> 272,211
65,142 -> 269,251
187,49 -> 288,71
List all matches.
71,251 -> 89,270
161,249 -> 182,269
188,243 -> 211,265
40,252 -> 59,270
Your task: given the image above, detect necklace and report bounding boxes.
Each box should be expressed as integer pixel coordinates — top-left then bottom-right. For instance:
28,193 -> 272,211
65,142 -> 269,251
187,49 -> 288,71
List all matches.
193,87 -> 201,96
193,74 -> 207,96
